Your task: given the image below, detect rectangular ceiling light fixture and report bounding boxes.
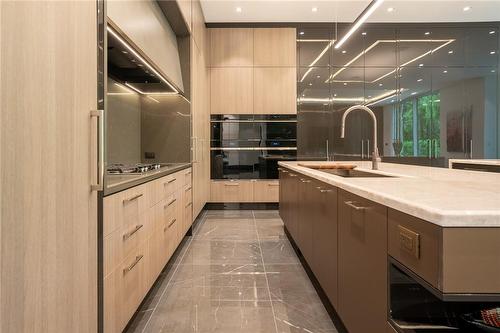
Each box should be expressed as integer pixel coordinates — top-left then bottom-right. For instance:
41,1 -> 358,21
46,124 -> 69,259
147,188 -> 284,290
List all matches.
334,0 -> 384,50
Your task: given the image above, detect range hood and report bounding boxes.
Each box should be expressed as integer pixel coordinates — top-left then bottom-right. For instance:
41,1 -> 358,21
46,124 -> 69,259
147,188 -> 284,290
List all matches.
107,26 -> 179,95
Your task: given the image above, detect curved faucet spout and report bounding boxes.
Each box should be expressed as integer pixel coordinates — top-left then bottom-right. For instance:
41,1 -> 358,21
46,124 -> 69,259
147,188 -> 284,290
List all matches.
340,105 -> 381,170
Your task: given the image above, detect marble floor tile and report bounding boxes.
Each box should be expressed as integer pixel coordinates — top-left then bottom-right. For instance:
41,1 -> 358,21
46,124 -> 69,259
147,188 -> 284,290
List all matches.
181,239 -> 262,265
144,299 -> 278,333
260,239 -> 300,264
195,221 -> 258,241
126,209 -> 338,333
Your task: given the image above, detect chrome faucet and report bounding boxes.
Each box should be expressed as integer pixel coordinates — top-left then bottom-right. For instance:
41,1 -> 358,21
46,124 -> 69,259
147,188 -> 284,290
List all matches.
340,105 -> 381,170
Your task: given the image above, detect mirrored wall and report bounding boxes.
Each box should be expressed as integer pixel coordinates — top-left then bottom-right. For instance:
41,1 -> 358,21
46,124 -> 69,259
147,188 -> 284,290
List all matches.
297,23 -> 499,167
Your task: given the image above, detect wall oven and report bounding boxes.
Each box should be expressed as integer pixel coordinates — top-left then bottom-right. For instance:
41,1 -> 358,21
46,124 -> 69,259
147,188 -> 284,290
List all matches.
210,115 -> 297,179
389,258 -> 500,333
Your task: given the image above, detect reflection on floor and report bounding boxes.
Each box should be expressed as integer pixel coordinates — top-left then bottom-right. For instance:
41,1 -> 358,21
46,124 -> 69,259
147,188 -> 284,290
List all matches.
126,210 -> 338,333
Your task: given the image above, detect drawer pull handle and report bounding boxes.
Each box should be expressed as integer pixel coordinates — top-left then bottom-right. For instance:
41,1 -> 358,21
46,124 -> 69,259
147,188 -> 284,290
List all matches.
344,201 -> 369,211
164,198 -> 176,208
185,171 -> 192,175
398,225 -> 420,259
123,255 -> 143,275
122,224 -> 143,241
164,178 -> 176,186
185,186 -> 192,192
123,193 -> 143,204
168,218 -> 177,228
267,183 -> 280,186
319,189 -> 332,193
289,173 -> 297,177
185,202 -> 193,208
224,183 -> 239,186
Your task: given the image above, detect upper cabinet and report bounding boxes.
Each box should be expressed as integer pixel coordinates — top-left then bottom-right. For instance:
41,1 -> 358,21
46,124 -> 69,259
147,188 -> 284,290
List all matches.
254,28 -> 296,67
107,0 -> 185,92
254,67 -> 297,114
210,67 -> 254,114
210,28 -> 254,67
177,0 -> 192,32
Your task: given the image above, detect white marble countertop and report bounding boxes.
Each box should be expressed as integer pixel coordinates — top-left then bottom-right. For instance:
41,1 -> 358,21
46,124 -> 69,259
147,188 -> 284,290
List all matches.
279,161 -> 500,227
448,159 -> 500,167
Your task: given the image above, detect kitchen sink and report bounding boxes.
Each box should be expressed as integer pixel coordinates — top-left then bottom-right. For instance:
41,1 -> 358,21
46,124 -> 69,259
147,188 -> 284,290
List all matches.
321,169 -> 396,178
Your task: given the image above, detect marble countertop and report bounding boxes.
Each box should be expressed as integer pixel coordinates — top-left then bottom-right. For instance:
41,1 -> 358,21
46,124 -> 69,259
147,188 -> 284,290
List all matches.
448,159 -> 500,167
279,161 -> 500,227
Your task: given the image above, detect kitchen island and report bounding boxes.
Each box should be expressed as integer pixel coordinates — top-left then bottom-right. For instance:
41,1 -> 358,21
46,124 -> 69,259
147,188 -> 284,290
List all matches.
278,161 -> 500,333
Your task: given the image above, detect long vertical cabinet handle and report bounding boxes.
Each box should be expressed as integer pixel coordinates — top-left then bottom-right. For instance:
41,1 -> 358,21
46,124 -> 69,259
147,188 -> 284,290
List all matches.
366,140 -> 370,159
192,137 -> 198,163
470,139 -> 473,159
361,140 -> 365,159
428,139 -> 432,159
90,109 -> 104,191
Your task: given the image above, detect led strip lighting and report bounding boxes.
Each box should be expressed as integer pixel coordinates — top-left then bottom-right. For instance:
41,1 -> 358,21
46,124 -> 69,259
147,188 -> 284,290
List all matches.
107,25 -> 179,94
298,88 -> 402,105
326,39 -> 455,83
299,39 -> 336,82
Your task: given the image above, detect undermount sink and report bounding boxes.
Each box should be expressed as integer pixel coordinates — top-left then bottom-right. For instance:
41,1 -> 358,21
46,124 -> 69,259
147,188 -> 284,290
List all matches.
321,169 -> 396,178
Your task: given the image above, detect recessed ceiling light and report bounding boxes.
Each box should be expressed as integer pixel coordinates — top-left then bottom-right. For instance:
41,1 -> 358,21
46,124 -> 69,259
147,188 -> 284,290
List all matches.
342,50 -> 347,54
309,83 -> 313,86
121,50 -> 128,54
316,75 -> 321,78
443,70 -> 448,73
334,94 -> 338,97
391,99 -> 395,103
379,83 -> 383,87
343,82 -> 348,86
425,32 -> 430,35
448,50 -> 454,54
490,51 -> 496,55
312,7 -> 318,12
411,92 -> 417,95
491,70 -> 496,73
368,95 -> 372,98
323,103 -> 329,106
490,30 -> 496,35
361,32 -> 367,36
417,78 -> 423,82
299,31 -> 305,36
419,63 -> 424,67
387,7 -> 394,12
463,6 -> 471,12
236,7 -> 242,13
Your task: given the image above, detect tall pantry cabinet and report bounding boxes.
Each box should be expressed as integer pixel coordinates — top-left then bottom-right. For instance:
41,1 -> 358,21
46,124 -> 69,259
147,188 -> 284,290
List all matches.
0,1 -> 98,332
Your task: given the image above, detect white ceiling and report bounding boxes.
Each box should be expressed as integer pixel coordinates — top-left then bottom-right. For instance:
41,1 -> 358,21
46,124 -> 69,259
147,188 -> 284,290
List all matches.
200,0 -> 500,23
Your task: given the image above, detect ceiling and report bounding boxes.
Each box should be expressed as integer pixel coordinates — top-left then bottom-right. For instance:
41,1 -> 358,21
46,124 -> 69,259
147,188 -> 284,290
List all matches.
200,0 -> 500,24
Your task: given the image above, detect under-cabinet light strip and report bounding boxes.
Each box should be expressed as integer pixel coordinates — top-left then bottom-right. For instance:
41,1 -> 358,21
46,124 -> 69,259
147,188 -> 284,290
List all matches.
210,147 -> 297,151
107,25 -> 179,94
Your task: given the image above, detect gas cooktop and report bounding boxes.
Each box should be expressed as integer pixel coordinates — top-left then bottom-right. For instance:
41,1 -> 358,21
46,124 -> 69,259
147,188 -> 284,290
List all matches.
107,163 -> 163,175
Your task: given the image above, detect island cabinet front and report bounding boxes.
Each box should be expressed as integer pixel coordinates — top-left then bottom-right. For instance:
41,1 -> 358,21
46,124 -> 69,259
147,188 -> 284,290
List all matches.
338,189 -> 388,333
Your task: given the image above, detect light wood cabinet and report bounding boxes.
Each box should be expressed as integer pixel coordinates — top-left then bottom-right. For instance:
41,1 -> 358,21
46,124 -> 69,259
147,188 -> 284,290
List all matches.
210,67 -> 254,114
254,28 -> 296,67
210,28 -> 254,67
253,180 -> 280,202
253,67 -> 297,114
1,2 -> 98,332
103,168 -> 191,333
177,0 -> 192,32
338,190 -> 388,333
210,180 -> 254,202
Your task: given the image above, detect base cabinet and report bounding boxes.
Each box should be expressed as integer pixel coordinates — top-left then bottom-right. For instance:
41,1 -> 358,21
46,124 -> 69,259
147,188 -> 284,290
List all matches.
337,190 -> 388,333
210,180 -> 280,203
104,168 -> 192,333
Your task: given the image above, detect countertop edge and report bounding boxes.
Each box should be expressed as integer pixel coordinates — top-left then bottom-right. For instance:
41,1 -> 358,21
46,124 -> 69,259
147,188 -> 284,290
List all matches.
278,161 -> 500,228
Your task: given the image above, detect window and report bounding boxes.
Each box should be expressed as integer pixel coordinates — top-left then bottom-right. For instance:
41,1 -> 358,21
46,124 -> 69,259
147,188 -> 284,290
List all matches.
394,92 -> 440,157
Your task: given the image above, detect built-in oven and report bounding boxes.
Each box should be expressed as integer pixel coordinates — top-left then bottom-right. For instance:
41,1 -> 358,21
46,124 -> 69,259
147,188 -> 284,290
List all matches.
389,258 -> 500,333
210,115 -> 297,179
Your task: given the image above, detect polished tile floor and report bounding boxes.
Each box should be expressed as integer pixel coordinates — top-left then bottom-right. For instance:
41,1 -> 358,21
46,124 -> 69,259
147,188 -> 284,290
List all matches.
126,210 -> 338,333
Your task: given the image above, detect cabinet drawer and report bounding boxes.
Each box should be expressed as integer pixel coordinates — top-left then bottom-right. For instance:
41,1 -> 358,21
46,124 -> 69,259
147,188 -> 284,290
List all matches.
104,183 -> 150,236
103,210 -> 150,277
104,242 -> 149,333
253,180 -> 279,202
150,174 -> 180,206
210,180 -> 253,202
388,208 -> 441,289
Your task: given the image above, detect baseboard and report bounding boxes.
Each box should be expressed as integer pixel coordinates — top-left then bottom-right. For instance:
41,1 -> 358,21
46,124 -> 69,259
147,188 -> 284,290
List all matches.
205,203 -> 279,210
284,226 -> 349,333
